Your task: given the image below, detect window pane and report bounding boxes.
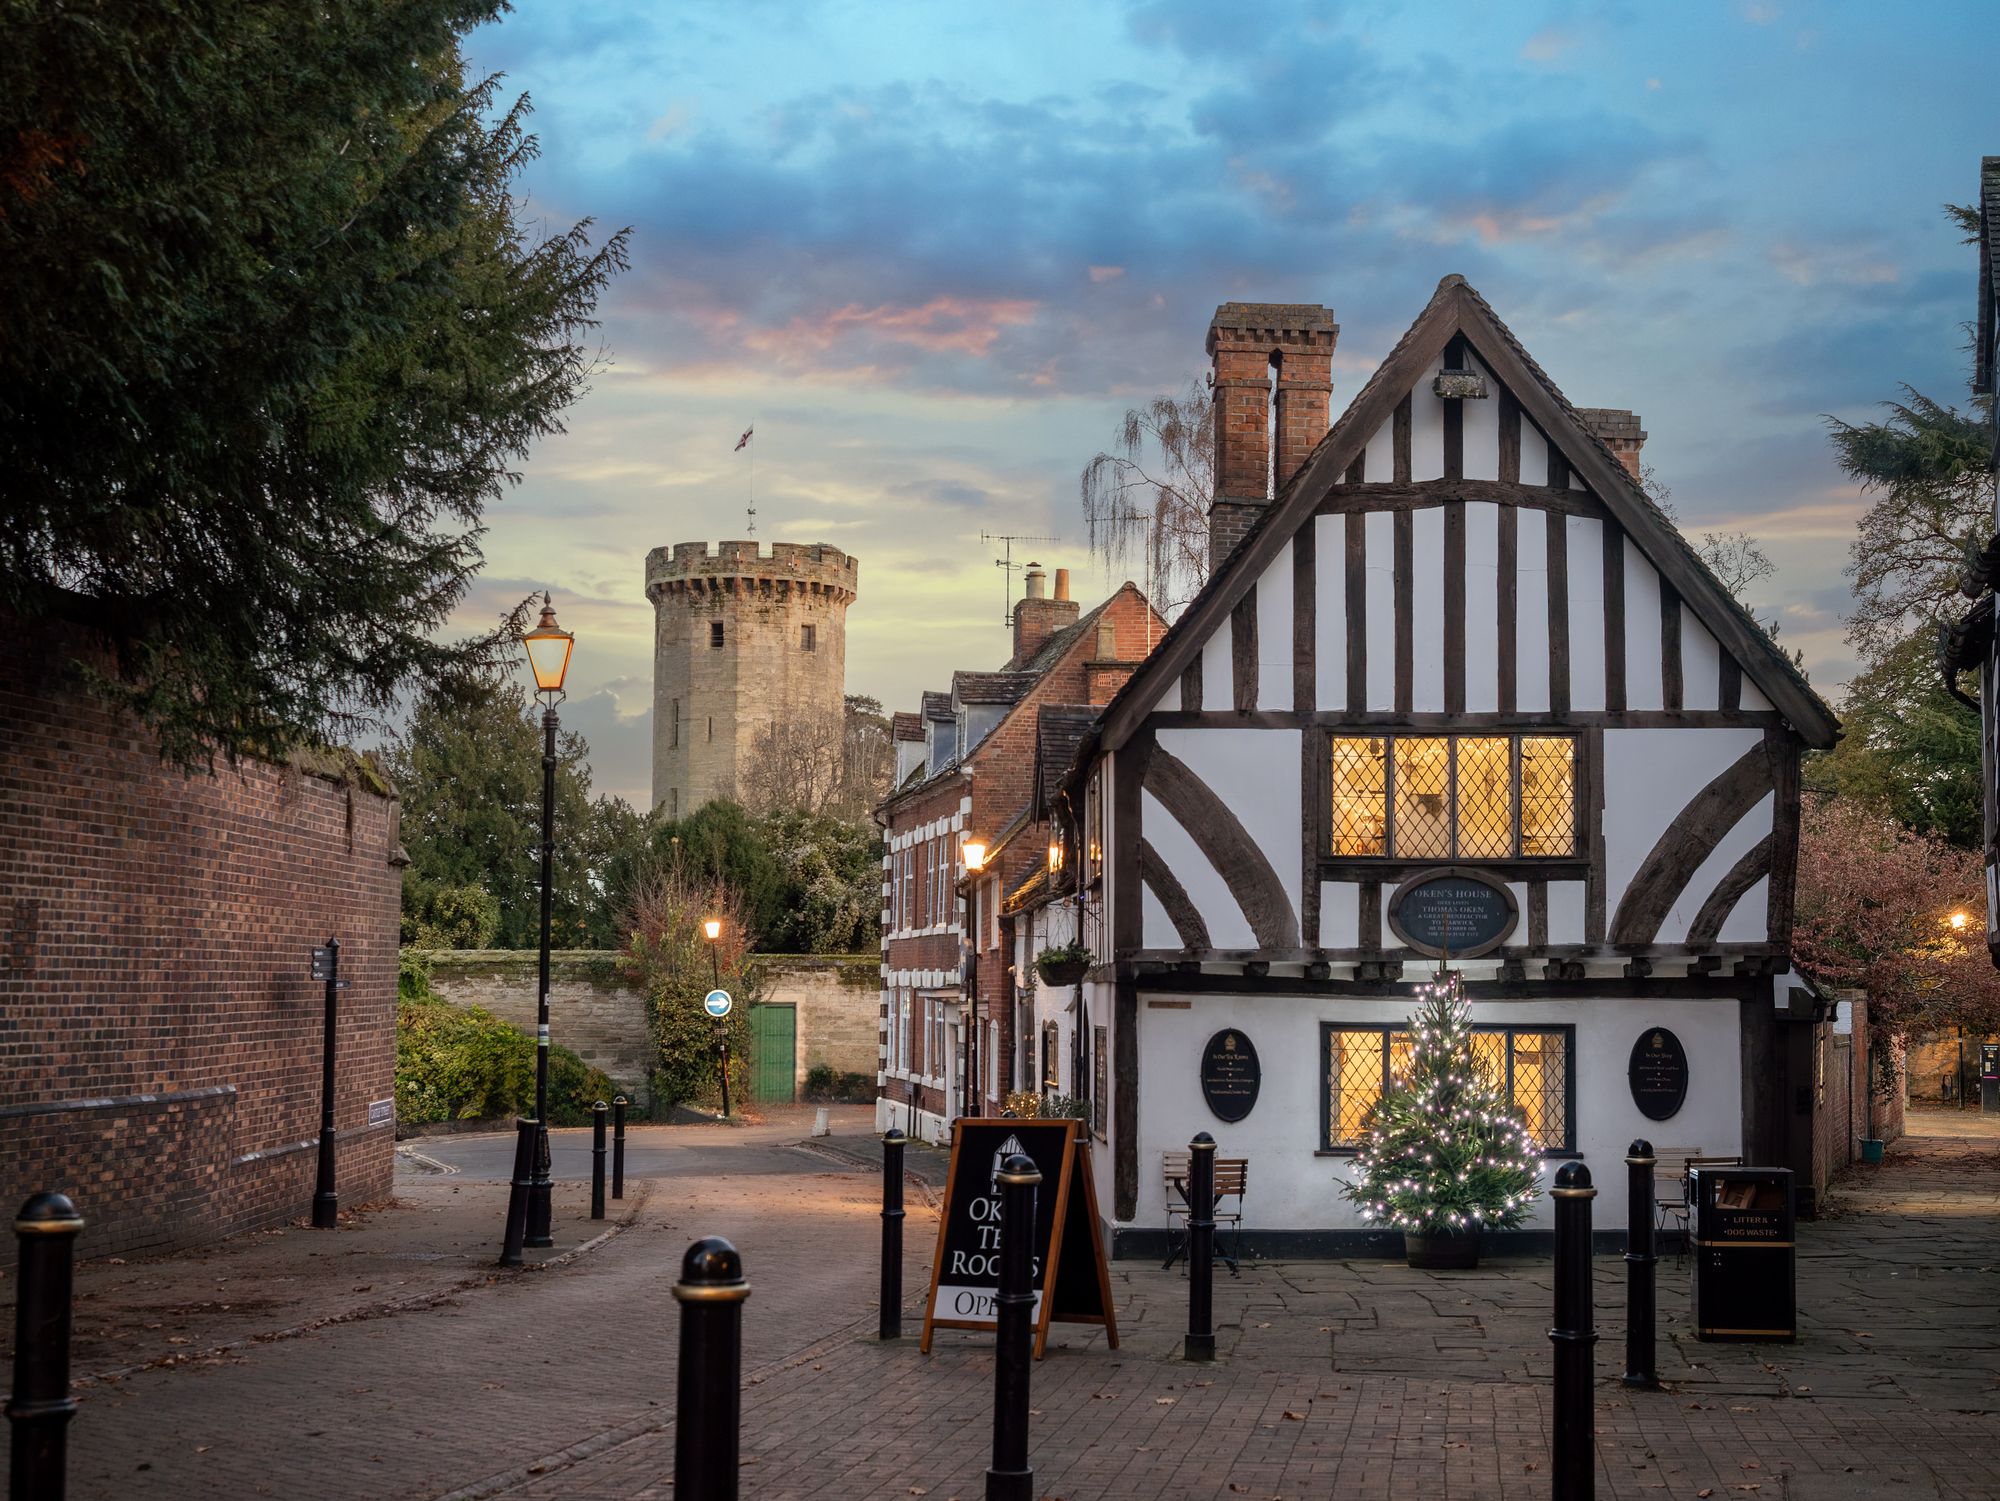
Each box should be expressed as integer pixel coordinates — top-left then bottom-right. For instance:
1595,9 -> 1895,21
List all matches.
1393,738 -> 1452,857
1470,1030 -> 1507,1089
1520,737 -> 1576,856
1510,1029 -> 1569,1150
1388,1031 -> 1414,1086
1328,1030 -> 1386,1146
1329,737 -> 1388,855
1456,737 -> 1514,858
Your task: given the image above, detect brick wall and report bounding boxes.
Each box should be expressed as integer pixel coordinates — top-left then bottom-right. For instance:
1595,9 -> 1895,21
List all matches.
421,950 -> 880,1102
0,621 -> 401,1263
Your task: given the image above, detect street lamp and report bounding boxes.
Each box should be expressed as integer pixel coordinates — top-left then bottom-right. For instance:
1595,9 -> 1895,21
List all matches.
705,917 -> 731,1118
962,839 -> 987,1120
521,593 -> 572,1249
1951,910 -> 1971,931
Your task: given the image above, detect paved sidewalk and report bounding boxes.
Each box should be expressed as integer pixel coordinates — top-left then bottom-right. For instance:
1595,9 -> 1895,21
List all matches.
490,1115 -> 1999,1501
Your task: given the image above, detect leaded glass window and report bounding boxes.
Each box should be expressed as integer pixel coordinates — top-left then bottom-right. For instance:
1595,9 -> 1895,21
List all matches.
1324,733 -> 1578,861
1322,1022 -> 1572,1151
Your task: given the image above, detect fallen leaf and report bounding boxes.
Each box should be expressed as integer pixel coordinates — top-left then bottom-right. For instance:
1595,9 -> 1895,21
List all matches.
1283,1410 -> 1305,1421
1698,1490 -> 1713,1498
1155,1397 -> 1177,1405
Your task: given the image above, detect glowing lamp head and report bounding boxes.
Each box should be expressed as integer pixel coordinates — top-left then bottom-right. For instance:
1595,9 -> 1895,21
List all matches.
1951,910 -> 1971,931
1047,839 -> 1063,872
962,840 -> 987,873
522,594 -> 574,694
703,918 -> 722,942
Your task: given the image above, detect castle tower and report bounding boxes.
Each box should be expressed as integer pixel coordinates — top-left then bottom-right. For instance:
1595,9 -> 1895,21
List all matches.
645,540 -> 860,816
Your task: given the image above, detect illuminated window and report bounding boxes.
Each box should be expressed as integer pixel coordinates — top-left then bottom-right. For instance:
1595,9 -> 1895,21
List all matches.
1322,1022 -> 1572,1151
1325,733 -> 1576,860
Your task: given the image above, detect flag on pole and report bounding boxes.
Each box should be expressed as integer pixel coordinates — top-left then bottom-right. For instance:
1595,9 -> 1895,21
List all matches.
734,425 -> 754,451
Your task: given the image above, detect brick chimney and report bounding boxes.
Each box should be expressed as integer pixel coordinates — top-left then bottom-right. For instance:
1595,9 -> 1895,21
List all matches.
1578,408 -> 1647,482
1012,561 -> 1078,666
1207,302 -> 1338,566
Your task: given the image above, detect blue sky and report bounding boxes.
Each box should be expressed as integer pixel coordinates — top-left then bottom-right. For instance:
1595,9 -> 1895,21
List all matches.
456,0 -> 1996,808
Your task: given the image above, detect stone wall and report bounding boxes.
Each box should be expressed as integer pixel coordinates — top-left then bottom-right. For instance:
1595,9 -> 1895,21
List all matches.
0,618 -> 402,1264
421,950 -> 881,1104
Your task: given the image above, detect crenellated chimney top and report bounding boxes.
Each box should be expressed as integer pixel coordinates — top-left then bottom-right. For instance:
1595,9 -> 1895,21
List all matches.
1207,302 -> 1338,566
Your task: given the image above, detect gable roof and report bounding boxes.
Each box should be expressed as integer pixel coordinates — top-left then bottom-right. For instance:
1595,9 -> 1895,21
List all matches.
1033,703 -> 1096,818
954,670 -> 1038,706
920,689 -> 953,722
1091,274 -> 1841,755
1977,155 -> 2000,397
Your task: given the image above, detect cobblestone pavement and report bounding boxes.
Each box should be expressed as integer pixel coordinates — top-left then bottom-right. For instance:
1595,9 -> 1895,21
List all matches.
12,1107 -> 1995,1500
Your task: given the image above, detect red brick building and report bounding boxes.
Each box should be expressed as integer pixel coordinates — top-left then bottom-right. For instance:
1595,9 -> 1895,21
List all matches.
875,568 -> 1161,1139
0,617 -> 402,1262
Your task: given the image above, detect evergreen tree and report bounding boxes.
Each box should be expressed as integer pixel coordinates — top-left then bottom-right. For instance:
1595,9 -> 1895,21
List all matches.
1343,972 -> 1542,1236
0,2 -> 627,766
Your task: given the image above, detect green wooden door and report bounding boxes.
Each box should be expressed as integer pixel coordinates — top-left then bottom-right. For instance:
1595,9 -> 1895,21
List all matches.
749,1004 -> 796,1104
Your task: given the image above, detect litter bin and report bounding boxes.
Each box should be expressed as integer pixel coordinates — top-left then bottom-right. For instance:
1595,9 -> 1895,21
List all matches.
1689,1165 -> 1795,1342
1982,1042 -> 1999,1115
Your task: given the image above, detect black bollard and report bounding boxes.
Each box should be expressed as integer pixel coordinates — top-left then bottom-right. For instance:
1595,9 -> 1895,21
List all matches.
312,936 -> 341,1229
673,1236 -> 750,1501
499,1117 -> 537,1267
1622,1140 -> 1657,1390
9,1192 -> 84,1501
987,1152 -> 1040,1501
1185,1131 -> 1216,1361
612,1095 -> 627,1200
590,1101 -> 608,1221
1549,1160 -> 1598,1501
880,1128 -> 906,1341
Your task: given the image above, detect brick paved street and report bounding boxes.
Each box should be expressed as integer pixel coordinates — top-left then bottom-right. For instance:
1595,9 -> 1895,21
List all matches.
10,1106 -> 1996,1500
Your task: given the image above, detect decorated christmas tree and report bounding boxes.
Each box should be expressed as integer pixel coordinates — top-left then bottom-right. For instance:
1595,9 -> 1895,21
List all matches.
1342,969 -> 1542,1245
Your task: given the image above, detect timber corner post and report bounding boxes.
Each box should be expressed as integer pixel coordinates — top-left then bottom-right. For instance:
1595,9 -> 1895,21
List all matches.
9,1192 -> 84,1501
674,1236 -> 750,1501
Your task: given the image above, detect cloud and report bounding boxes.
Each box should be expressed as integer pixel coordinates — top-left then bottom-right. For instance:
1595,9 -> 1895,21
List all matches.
1520,27 -> 1575,62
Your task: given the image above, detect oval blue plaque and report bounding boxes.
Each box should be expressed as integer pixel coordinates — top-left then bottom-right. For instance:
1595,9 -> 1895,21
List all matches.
1387,868 -> 1518,958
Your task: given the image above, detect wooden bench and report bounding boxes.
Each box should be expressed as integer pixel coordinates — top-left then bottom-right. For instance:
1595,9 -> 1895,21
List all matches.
1652,1148 -> 1742,1255
1162,1151 -> 1248,1276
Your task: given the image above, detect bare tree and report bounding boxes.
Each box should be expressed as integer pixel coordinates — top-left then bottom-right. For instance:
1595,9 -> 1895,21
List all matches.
840,694 -> 893,817
1080,381 -> 1213,617
1644,464 -> 1778,613
741,708 -> 845,817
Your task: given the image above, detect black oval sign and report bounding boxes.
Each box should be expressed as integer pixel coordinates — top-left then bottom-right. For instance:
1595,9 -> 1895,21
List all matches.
1199,1029 -> 1261,1123
1387,868 -> 1518,958
1628,1027 -> 1689,1121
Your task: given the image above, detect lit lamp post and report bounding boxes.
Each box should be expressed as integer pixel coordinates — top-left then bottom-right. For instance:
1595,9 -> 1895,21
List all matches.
961,839 -> 987,1120
522,594 -> 574,1249
705,918 -> 731,1118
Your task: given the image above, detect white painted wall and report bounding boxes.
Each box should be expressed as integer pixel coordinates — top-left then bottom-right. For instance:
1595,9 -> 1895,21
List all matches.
1461,353 -> 1500,481
1602,728 -> 1766,919
1515,507 -> 1552,711
1465,501 -> 1500,712
1410,506 -> 1446,710
1364,511 -> 1395,709
1255,538 -> 1294,710
1200,618 -> 1233,712
1156,728 -> 1302,936
1681,612 -> 1722,711
1123,990 -> 1744,1235
1410,354 -> 1447,481
1565,515 -> 1606,710
1314,514 -> 1345,710
1623,537 -> 1664,710
1143,792 -> 1254,950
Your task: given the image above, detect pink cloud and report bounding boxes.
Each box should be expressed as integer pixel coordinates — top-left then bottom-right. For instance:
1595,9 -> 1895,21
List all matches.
747,295 -> 1040,357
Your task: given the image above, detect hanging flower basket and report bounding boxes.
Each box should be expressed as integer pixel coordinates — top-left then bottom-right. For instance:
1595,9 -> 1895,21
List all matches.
1036,943 -> 1090,986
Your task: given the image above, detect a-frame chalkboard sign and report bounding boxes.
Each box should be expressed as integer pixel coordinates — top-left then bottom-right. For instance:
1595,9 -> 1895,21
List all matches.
919,1117 -> 1118,1359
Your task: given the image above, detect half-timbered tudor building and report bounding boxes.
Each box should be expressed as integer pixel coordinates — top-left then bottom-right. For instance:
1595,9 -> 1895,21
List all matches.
875,568 -> 1161,1142
1062,278 -> 1842,1253
1943,154 -> 2000,966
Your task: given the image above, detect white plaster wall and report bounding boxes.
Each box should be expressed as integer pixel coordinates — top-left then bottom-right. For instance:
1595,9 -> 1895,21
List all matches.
1546,881 -> 1588,945
1465,501 -> 1500,712
1255,543 -> 1294,711
1319,882 -> 1360,948
1740,677 -> 1773,712
1410,506 -> 1446,711
1602,728 -> 1766,915
1681,613 -> 1722,711
1461,353 -> 1500,481
1515,508 -> 1552,712
1142,884 -> 1176,950
1142,793 -> 1253,949
1409,355 -> 1447,482
1200,618 -> 1233,711
1623,537 -> 1664,711
1156,728 -> 1303,929
1314,515 -> 1345,710
1520,419 -> 1550,486
1364,511 -> 1396,710
1126,991 -> 1744,1234
1362,407 -> 1395,482
1565,515 -> 1606,710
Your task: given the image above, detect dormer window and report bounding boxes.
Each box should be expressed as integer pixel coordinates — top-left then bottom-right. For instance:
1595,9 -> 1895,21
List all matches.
1324,732 -> 1578,862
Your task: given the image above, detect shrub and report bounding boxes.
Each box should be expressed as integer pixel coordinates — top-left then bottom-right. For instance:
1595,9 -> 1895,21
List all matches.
394,957 -> 618,1127
803,1066 -> 875,1103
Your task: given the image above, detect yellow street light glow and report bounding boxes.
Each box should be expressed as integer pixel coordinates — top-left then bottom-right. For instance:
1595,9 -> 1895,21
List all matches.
963,840 -> 987,872
703,919 -> 722,941
1950,910 -> 1971,931
522,594 -> 574,694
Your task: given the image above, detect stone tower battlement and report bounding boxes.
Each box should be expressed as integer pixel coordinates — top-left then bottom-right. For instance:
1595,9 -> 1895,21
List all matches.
648,539 -> 859,816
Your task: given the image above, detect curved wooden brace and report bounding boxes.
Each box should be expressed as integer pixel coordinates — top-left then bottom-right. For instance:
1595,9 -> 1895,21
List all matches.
1609,743 -> 1773,946
1685,834 -> 1773,947
1142,748 -> 1299,949
1138,837 -> 1211,952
